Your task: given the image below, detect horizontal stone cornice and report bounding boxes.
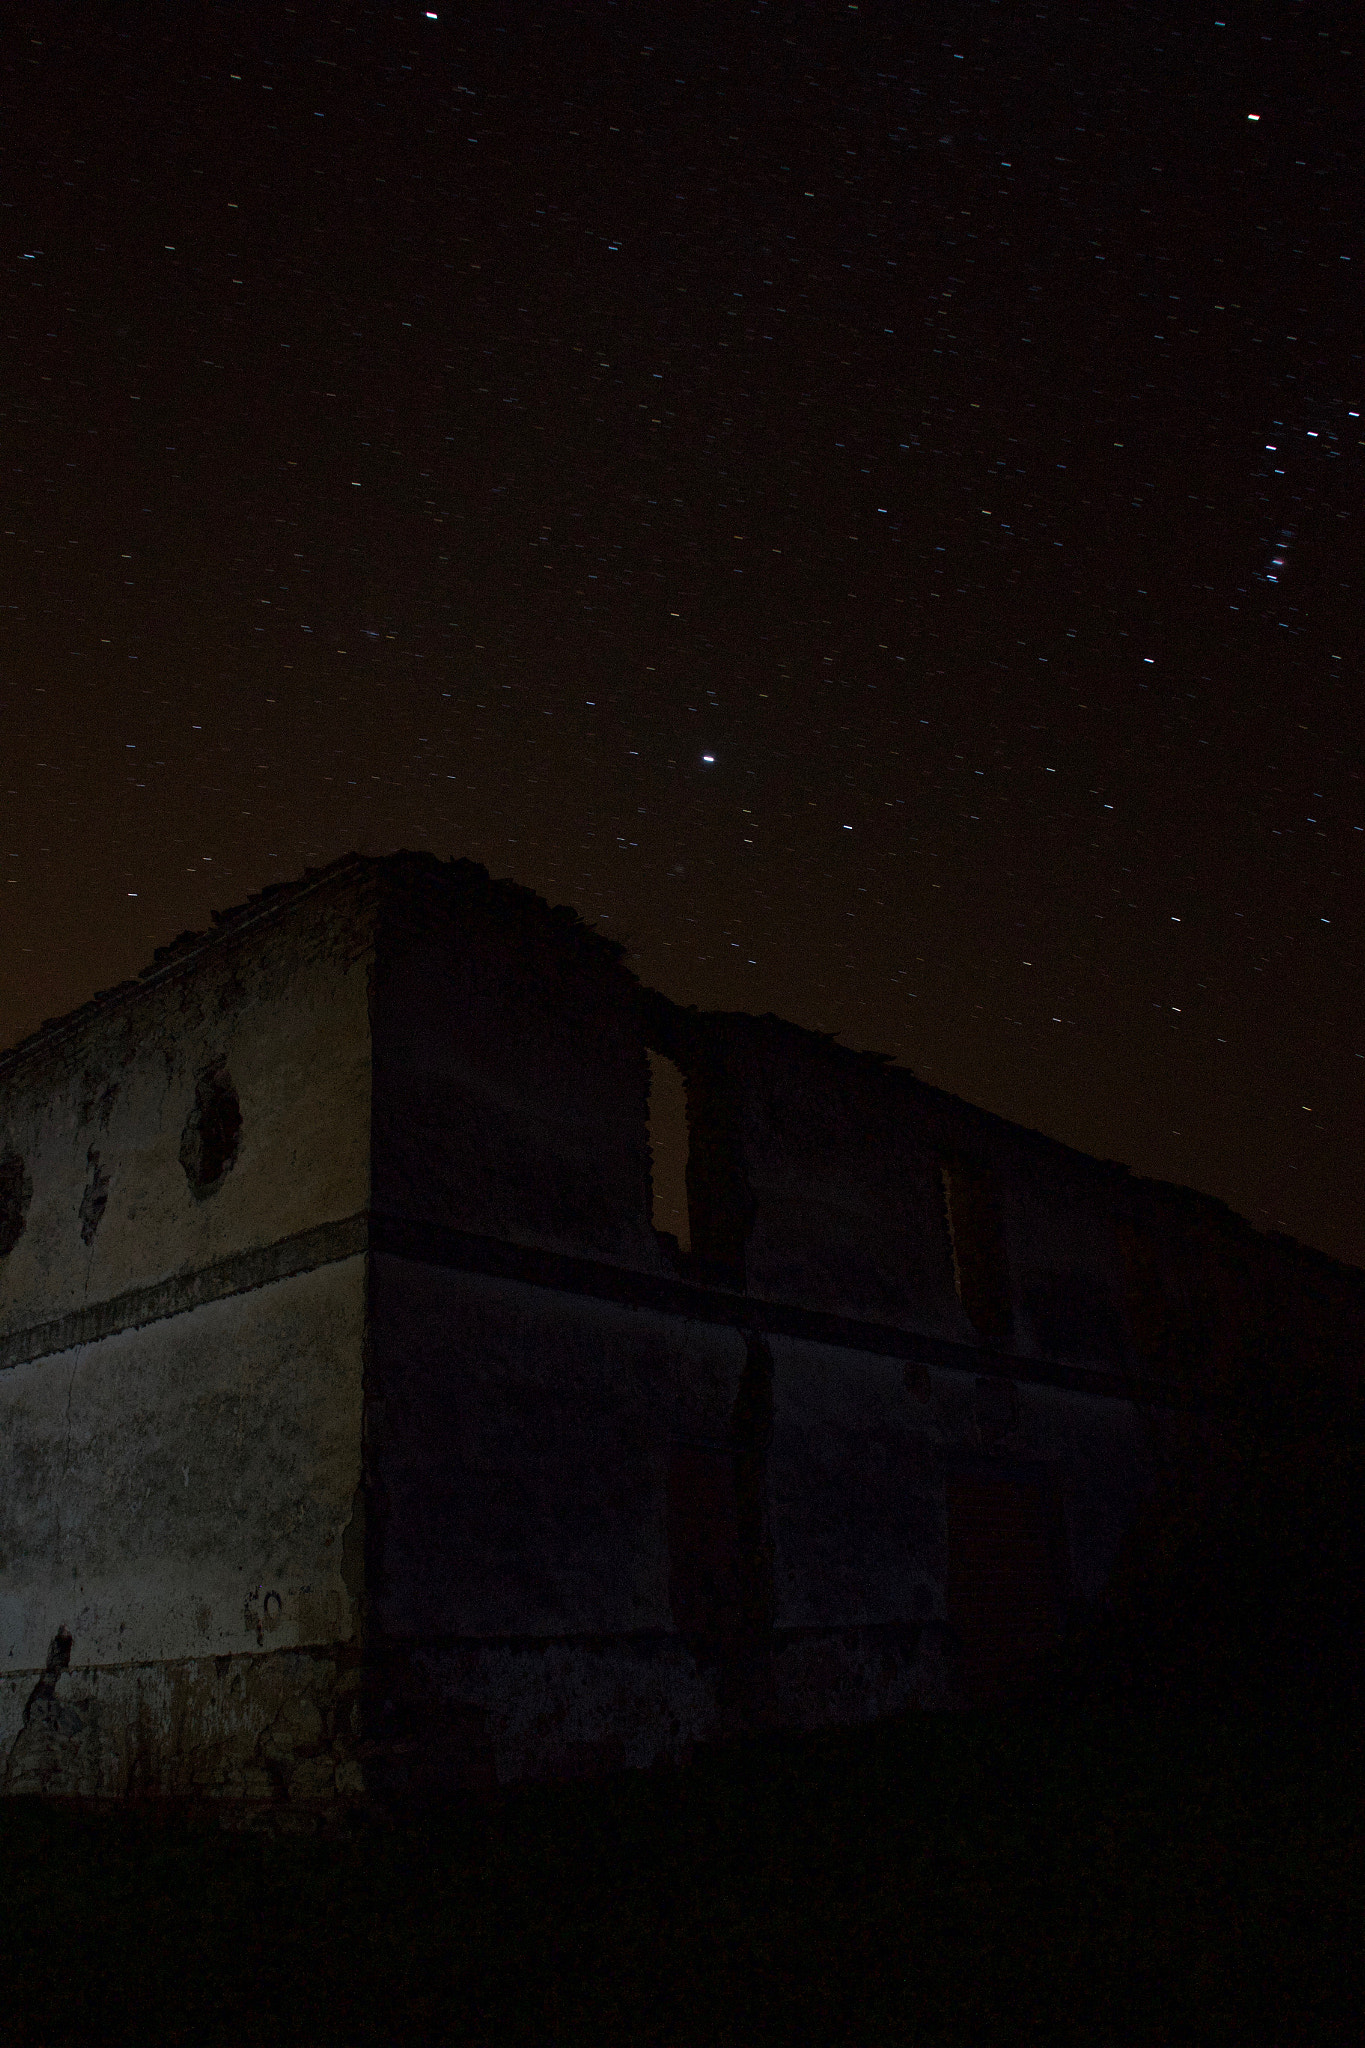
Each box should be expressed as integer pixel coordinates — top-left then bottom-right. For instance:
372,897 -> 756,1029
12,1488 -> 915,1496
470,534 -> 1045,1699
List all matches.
371,1214 -> 1167,1404
1,1209 -> 1175,1406
0,1215 -> 368,1373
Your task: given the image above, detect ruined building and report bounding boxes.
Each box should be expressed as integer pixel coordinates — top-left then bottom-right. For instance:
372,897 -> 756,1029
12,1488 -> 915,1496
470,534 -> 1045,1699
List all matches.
1,852 -> 1361,1820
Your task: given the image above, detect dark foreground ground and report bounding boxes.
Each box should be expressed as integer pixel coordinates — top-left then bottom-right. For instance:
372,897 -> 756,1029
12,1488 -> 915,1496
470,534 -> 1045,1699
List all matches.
1,1693 -> 1359,2047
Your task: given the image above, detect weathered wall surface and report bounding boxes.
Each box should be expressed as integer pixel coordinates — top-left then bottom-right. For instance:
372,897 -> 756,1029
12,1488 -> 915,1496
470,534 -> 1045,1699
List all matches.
732,1029 -> 969,1336
404,1637 -> 718,1789
362,1253 -> 1154,1781
0,851 -> 1359,1817
0,1258 -> 366,1673
0,1648 -> 366,1811
769,1339 -> 946,1632
372,868 -> 662,1270
0,866 -> 376,1814
764,1338 -> 1151,1725
0,870 -> 375,1341
924,1366 -> 1153,1604
649,1002 -> 1142,1380
368,1259 -> 745,1639
363,1254 -> 969,1783
989,1150 -> 1132,1371
361,1257 -> 753,1785
0,1257 -> 366,1803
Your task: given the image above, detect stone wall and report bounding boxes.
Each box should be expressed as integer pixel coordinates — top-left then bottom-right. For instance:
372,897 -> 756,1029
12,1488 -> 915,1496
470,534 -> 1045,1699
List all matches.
0,867 -> 374,1342
642,997 -> 1141,1374
371,865 -> 661,1270
0,851 -> 1359,1823
0,866 -> 375,1818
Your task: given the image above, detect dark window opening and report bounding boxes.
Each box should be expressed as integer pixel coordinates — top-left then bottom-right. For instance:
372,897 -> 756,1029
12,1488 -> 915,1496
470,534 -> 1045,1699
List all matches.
941,1160 -> 1012,1343
679,1064 -> 752,1291
645,1047 -> 753,1289
647,1049 -> 690,1254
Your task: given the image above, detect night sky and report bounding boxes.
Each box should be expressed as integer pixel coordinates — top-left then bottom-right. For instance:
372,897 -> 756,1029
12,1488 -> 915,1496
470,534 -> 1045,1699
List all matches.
4,4 -> 1361,1264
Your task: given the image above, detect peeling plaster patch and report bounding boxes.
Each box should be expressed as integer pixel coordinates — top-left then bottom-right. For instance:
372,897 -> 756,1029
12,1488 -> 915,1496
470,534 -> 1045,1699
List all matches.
78,1149 -> 110,1246
179,1065 -> 242,1198
21,1624 -> 73,1727
0,1151 -> 31,1257
3,1625 -> 82,1795
79,1079 -> 121,1132
1,1648 -> 367,1811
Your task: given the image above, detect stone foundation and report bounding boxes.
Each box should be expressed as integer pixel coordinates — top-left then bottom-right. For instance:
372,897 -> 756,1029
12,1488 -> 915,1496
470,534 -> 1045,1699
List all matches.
0,1646 -> 365,1824
0,1624 -> 970,1827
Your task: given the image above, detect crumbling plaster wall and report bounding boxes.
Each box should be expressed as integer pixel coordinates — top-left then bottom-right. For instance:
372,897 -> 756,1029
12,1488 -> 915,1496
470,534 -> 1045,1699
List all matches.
769,1339 -> 946,1632
651,1002 -> 1142,1378
0,1647 -> 368,1809
367,1261 -> 747,1640
371,872 -> 662,1270
3,849 -> 1356,1813
0,870 -> 377,1807
0,1261 -> 367,1807
363,1259 -> 1154,1779
773,1343 -> 1146,1630
362,1259 -> 752,1786
765,1339 -> 1150,1718
0,1259 -> 366,1679
0,873 -> 376,1336
729,1026 -> 969,1334
987,1147 -> 1133,1370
